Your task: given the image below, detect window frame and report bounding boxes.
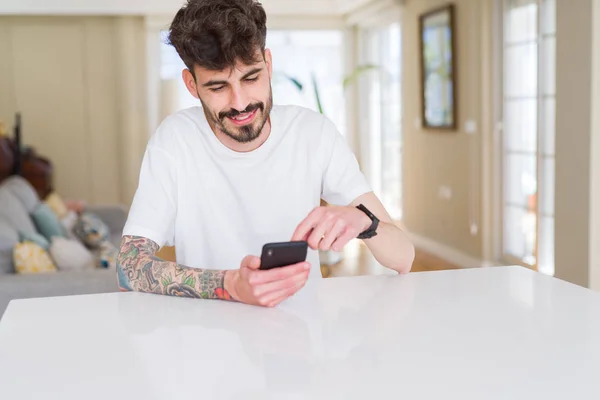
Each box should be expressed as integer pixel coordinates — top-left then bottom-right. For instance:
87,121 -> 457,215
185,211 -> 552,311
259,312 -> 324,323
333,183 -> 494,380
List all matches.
497,0 -> 556,274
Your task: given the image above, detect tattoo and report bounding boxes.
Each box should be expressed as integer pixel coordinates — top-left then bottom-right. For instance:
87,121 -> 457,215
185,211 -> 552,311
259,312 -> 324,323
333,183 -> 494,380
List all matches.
116,236 -> 232,301
141,260 -> 159,291
116,261 -> 133,292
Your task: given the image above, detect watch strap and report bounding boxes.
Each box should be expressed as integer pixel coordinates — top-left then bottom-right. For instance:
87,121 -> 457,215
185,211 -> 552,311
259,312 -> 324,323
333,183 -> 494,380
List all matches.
356,204 -> 379,240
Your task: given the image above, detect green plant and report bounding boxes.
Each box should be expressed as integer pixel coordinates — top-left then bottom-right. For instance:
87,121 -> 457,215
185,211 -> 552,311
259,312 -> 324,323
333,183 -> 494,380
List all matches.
277,64 -> 379,115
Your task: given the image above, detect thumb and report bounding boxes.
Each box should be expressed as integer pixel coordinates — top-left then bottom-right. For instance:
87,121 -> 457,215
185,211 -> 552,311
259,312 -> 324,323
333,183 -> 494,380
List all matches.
241,255 -> 261,270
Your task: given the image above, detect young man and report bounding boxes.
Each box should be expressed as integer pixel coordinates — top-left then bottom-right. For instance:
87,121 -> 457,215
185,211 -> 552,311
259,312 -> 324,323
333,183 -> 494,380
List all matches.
117,0 -> 414,308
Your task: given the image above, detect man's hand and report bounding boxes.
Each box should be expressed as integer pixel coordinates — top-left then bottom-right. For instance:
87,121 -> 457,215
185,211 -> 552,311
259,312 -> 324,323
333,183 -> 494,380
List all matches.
224,256 -> 311,308
291,206 -> 372,252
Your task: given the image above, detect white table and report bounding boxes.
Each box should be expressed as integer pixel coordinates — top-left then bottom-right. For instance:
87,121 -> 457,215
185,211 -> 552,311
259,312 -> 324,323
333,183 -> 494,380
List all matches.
1,266 -> 600,399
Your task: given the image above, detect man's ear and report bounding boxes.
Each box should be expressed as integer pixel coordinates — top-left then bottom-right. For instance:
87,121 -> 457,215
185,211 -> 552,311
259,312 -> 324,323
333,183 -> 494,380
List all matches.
264,48 -> 273,79
182,68 -> 199,99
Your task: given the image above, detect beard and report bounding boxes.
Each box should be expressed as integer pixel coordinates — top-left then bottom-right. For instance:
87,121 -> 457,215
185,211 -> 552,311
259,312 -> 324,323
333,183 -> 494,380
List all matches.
201,88 -> 273,144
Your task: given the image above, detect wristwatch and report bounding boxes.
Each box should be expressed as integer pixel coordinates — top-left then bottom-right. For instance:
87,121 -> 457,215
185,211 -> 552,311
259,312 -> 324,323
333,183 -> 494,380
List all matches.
356,204 -> 379,240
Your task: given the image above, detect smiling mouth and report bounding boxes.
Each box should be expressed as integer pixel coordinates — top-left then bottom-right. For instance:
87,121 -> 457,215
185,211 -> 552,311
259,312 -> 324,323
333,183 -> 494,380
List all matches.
227,109 -> 258,126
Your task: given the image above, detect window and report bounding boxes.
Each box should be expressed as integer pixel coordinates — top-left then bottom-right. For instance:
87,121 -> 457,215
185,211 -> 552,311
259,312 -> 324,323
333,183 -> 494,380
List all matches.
501,0 -> 555,275
159,30 -> 198,115
266,30 -> 345,136
358,23 -> 403,220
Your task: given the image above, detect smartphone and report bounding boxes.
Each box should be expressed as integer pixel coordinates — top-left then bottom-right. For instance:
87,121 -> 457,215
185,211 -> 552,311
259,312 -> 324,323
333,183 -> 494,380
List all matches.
260,241 -> 308,270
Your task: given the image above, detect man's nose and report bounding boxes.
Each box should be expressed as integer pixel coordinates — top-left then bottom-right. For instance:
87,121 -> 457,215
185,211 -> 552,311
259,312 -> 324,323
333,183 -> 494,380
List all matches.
229,86 -> 250,113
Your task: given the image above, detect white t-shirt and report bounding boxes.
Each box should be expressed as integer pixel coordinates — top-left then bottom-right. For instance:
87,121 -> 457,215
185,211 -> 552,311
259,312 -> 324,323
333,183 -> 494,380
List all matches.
122,105 -> 371,281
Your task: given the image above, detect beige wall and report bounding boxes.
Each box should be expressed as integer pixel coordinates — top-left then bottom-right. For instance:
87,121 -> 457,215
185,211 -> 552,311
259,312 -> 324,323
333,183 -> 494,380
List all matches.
402,0 -> 600,288
555,0 -> 594,287
401,0 -> 490,260
0,16 -> 146,206
591,0 -> 600,291
114,17 -> 148,206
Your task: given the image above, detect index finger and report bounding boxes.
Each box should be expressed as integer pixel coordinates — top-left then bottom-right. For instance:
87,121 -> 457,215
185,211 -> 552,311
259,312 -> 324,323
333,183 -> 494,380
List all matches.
250,262 -> 311,285
291,207 -> 324,241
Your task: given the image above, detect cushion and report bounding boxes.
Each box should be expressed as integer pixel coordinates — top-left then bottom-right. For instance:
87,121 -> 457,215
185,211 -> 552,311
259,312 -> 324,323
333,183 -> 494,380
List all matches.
2,176 -> 40,213
98,240 -> 118,269
73,212 -> 109,248
18,230 -> 50,251
0,185 -> 37,235
0,217 -> 18,274
13,242 -> 57,274
49,237 -> 95,271
44,191 -> 69,219
60,210 -> 79,240
31,203 -> 67,241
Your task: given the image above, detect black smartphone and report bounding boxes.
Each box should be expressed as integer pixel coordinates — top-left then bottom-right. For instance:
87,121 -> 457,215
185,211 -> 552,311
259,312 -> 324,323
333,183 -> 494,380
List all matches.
260,241 -> 308,270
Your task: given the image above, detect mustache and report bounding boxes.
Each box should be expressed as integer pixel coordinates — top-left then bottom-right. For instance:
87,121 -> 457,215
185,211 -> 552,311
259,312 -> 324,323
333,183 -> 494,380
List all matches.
219,102 -> 264,120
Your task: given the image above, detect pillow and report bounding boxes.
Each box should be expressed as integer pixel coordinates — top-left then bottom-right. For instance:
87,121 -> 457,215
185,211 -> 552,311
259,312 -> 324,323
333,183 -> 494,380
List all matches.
49,237 -> 95,271
2,176 -> 40,213
60,210 -> 79,240
0,218 -> 18,274
13,242 -> 57,274
0,186 -> 37,236
73,212 -> 109,248
18,230 -> 50,251
44,191 -> 69,219
31,203 -> 67,241
98,240 -> 118,269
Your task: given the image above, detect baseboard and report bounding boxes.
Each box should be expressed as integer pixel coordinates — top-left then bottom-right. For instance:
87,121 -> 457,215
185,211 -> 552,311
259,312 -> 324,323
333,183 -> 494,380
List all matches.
408,232 -> 493,269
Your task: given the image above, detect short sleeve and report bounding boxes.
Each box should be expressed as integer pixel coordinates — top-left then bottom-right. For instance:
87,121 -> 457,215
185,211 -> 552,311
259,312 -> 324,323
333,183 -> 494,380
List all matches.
320,119 -> 372,206
122,144 -> 177,247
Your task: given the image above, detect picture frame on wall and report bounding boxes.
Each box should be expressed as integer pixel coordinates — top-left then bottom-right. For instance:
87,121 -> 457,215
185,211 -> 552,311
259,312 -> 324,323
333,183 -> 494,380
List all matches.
419,4 -> 457,130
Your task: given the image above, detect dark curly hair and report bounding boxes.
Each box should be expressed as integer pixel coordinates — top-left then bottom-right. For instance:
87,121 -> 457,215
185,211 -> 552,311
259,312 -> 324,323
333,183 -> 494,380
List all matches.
167,0 -> 267,76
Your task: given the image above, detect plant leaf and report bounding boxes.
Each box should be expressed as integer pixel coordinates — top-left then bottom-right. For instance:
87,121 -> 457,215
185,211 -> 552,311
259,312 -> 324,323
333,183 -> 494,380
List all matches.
343,64 -> 380,89
310,73 -> 324,115
284,74 -> 304,91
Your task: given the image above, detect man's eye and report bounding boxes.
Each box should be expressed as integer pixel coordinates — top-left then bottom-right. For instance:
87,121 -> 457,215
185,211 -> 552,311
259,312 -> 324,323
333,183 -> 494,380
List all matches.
210,86 -> 225,92
245,76 -> 258,82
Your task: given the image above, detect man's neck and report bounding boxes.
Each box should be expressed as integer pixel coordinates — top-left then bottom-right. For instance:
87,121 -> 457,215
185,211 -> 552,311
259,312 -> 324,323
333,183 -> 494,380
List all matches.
212,119 -> 271,153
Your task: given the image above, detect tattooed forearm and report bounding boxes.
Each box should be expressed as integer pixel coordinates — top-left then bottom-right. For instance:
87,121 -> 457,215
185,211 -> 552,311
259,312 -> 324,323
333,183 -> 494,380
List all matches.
116,236 -> 232,301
